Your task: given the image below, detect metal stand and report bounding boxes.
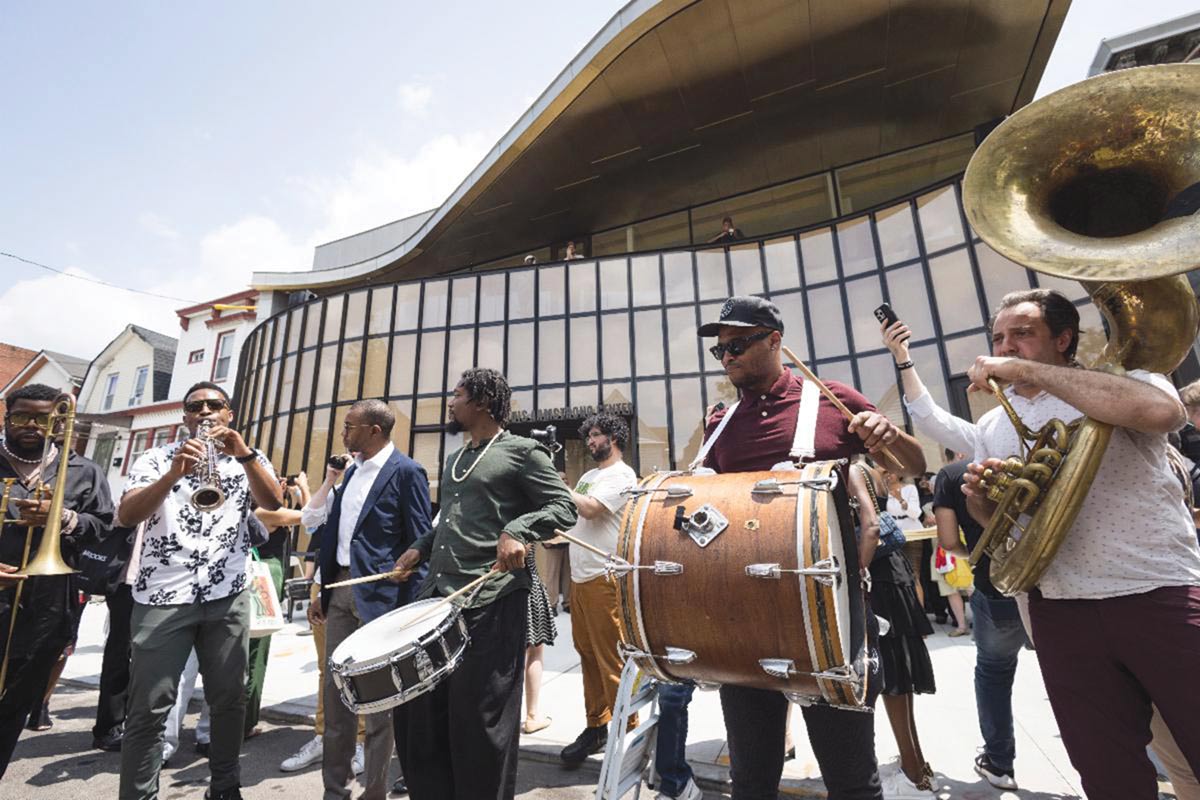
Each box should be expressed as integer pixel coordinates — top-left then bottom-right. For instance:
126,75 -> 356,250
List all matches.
596,658 -> 661,800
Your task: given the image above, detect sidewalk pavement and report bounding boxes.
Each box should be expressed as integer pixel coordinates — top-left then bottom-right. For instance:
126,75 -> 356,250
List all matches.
63,597 -> 1101,798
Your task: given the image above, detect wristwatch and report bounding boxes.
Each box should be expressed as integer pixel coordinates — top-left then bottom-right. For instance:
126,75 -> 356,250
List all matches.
235,450 -> 259,464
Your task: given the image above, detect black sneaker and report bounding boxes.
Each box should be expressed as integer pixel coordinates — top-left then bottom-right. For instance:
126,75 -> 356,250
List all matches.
204,787 -> 243,800
93,725 -> 124,752
27,703 -> 51,731
196,740 -> 211,757
390,775 -> 408,796
974,753 -> 1018,790
560,725 -> 607,767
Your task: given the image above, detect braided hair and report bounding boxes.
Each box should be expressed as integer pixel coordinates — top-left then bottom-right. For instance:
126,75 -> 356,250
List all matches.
457,368 -> 512,426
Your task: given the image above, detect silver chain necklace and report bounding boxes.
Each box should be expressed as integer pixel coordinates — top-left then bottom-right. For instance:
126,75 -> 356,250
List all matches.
1,438 -> 42,465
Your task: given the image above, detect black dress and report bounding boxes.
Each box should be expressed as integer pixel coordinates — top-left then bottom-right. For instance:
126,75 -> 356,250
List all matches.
869,550 -> 936,695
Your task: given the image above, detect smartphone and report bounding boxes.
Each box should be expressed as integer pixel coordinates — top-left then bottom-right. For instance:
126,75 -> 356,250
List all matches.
873,302 -> 899,327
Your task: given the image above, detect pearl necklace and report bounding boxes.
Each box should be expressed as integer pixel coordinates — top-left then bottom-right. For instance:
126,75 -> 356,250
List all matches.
450,430 -> 505,483
0,438 -> 42,465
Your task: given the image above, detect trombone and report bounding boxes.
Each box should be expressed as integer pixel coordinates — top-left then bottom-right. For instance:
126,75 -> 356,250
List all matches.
0,393 -> 79,698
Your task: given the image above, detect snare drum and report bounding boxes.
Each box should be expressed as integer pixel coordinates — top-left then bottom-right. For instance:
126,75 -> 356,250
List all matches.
328,598 -> 469,713
615,461 -> 870,708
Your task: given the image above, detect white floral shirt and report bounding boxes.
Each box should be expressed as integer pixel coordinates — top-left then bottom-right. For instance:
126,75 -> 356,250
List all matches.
123,442 -> 276,606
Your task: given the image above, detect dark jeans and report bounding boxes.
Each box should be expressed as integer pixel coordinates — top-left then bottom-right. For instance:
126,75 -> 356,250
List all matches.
970,591 -> 1028,772
94,584 -> 134,738
393,589 -> 528,800
654,682 -> 696,797
1029,585 -> 1200,800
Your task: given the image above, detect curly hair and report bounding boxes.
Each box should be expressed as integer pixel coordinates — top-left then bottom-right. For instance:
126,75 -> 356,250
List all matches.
457,368 -> 512,425
5,383 -> 59,406
579,412 -> 630,452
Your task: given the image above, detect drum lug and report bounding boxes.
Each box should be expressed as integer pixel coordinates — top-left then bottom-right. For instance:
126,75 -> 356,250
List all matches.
751,478 -> 784,495
330,666 -> 360,711
652,560 -> 684,575
622,484 -> 693,499
784,691 -> 821,707
797,557 -> 841,587
681,504 -> 728,548
746,563 -> 782,579
663,647 -> 697,665
412,648 -> 435,683
759,658 -> 797,679
812,665 -> 857,684
604,558 -> 683,578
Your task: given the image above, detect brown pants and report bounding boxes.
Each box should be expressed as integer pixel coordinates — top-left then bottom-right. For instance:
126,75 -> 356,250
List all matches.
570,578 -> 634,728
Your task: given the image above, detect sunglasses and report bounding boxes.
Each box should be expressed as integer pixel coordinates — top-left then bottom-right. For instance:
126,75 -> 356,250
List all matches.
6,412 -> 52,429
708,330 -> 772,361
184,398 -> 229,413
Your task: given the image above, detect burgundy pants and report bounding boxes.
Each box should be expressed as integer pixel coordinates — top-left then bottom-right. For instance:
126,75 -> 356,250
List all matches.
1029,585 -> 1200,800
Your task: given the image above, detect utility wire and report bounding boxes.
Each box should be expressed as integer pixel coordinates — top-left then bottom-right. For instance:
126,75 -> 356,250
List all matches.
1,250 -> 200,304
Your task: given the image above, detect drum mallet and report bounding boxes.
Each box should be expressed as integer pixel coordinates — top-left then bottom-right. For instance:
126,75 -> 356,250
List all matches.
781,345 -> 907,472
325,569 -> 413,589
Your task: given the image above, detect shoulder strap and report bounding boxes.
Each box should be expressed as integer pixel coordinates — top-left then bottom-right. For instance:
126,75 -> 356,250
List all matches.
855,464 -> 883,513
688,401 -> 740,471
790,377 -> 820,461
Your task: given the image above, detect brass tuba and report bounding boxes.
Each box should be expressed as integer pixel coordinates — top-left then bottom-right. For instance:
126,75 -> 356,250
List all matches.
962,64 -> 1200,595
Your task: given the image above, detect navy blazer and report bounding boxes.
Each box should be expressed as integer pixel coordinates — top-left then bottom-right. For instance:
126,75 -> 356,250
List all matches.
319,448 -> 432,622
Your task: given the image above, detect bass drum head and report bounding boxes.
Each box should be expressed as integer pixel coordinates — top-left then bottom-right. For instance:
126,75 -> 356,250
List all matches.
331,597 -> 453,668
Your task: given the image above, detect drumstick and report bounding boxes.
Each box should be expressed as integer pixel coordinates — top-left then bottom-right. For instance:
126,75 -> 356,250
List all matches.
552,528 -> 622,562
781,345 -> 906,471
398,570 -> 500,630
325,569 -> 413,589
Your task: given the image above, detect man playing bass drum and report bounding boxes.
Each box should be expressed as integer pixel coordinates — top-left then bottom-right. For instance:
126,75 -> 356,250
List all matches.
695,296 -> 924,800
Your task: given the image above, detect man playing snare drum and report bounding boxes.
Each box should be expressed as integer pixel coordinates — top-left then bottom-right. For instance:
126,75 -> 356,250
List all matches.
695,296 -> 924,800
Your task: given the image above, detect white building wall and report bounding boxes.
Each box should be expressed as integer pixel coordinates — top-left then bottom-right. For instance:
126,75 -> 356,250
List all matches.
171,317 -> 256,397
78,336 -> 158,415
97,407 -> 186,499
21,361 -> 76,396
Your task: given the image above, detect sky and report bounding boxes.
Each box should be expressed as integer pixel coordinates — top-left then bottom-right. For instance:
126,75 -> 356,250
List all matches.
1,0 -> 1196,357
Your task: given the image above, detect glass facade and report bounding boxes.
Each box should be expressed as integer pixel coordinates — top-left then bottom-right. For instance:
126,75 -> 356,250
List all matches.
237,175 -> 1104,499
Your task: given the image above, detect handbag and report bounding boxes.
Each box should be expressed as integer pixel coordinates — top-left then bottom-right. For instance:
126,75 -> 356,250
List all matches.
855,465 -> 907,562
247,550 -> 285,639
74,526 -> 136,596
937,546 -> 975,589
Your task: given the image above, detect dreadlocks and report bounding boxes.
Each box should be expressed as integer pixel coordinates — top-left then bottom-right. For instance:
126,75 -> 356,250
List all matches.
457,368 -> 512,426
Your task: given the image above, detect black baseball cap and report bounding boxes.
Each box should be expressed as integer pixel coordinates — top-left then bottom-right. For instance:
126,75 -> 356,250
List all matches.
697,295 -> 784,336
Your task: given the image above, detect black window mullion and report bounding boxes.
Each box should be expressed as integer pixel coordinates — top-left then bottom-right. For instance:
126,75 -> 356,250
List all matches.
383,285 -> 398,401
408,282 -> 428,456
299,298 -> 329,473
279,304 -> 308,472
356,290 -> 371,398
828,224 -> 862,391
437,280 -> 456,472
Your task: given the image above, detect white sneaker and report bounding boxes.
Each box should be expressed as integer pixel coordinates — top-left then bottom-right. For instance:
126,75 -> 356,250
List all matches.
880,770 -> 936,799
280,734 -> 323,772
352,742 -> 365,776
655,776 -> 703,800
162,741 -> 176,766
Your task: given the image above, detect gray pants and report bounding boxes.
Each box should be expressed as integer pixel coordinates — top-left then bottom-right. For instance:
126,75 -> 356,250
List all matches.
323,583 -> 394,800
119,592 -> 250,800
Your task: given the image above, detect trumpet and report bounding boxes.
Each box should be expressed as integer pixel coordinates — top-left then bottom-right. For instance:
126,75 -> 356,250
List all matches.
191,419 -> 226,511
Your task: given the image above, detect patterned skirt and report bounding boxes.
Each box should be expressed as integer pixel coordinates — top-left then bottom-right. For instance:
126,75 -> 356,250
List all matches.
526,545 -> 557,647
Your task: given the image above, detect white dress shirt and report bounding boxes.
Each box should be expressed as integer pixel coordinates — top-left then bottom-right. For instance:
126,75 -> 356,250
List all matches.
335,443 -> 394,567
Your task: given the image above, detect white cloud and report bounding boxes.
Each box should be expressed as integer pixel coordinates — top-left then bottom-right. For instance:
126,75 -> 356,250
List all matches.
397,82 -> 433,116
138,211 -> 180,240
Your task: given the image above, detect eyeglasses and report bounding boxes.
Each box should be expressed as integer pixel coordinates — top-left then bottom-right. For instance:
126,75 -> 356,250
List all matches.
342,422 -> 371,432
184,398 -> 229,413
6,412 -> 51,429
708,330 -> 772,361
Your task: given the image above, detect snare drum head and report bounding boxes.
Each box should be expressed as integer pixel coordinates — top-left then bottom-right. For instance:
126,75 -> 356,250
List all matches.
331,598 -> 453,666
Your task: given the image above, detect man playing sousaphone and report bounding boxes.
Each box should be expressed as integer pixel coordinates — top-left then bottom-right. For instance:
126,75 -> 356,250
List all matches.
690,296 -> 925,800
0,383 -> 114,777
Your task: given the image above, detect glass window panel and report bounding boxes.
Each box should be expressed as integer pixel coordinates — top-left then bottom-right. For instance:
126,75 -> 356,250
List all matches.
704,374 -> 739,413
856,353 -> 899,417
671,378 -> 705,468
450,277 -> 477,326
843,274 -> 885,354
602,382 -> 632,405
729,243 -> 763,296
630,255 -> 661,306
302,305 -> 321,349
363,337 -> 388,398
389,334 -> 417,397
306,408 -> 331,486
322,296 -> 344,343
666,307 -> 699,375
511,390 -> 533,416
698,301 -> 727,374
415,396 -> 443,425
337,340 -> 362,402
256,326 -> 270,365
343,291 -> 367,340
973,241 -> 1032,313
368,287 -> 393,335
478,274 -> 506,323
1032,271 -> 1089,303
446,329 -> 475,388
917,186 -> 965,253
601,312 -> 631,380
630,210 -> 691,252
764,237 -> 800,291
261,362 -> 280,417
837,217 -> 877,276
395,283 -> 421,330
271,413 -> 290,468
599,258 -> 628,310
569,261 -> 596,313
296,349 -> 315,407
814,359 -> 854,388
507,324 -> 534,386
538,319 -> 565,384
509,270 -> 536,320
286,411 -> 309,476
800,228 -> 837,284
884,264 -> 937,341
388,400 -> 413,455
695,250 -> 728,300
635,379 -> 669,473
272,321 -> 287,359
277,355 -> 297,411
633,311 -> 665,377
836,133 -> 974,213
423,280 -> 448,328
876,203 -> 920,265
315,345 -> 337,404
807,285 -> 848,358
569,316 -> 598,382
538,267 -> 565,317
771,292 -> 808,361
477,326 -> 504,373
929,250 -> 983,334
570,383 -> 599,406
943,333 -> 989,376
911,342 -> 948,408
662,252 -> 695,304
539,386 -> 565,412
285,308 -> 304,354
691,175 -> 834,240
413,433 -> 443,502
417,330 -> 446,394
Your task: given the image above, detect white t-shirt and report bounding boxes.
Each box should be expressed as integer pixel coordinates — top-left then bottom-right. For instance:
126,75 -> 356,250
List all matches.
567,461 -> 637,583
909,370 -> 1200,600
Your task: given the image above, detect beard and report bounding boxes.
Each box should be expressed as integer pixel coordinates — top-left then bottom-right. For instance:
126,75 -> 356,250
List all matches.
590,442 -> 612,462
447,417 -> 464,435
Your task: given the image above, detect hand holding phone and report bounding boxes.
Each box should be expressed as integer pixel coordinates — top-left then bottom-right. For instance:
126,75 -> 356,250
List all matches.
873,303 -> 899,327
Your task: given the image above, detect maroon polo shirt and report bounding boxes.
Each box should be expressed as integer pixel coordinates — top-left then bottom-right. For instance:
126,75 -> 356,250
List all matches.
703,369 -> 875,473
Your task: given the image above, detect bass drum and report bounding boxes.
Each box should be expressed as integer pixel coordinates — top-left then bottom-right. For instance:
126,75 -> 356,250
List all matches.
615,461 -> 869,708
